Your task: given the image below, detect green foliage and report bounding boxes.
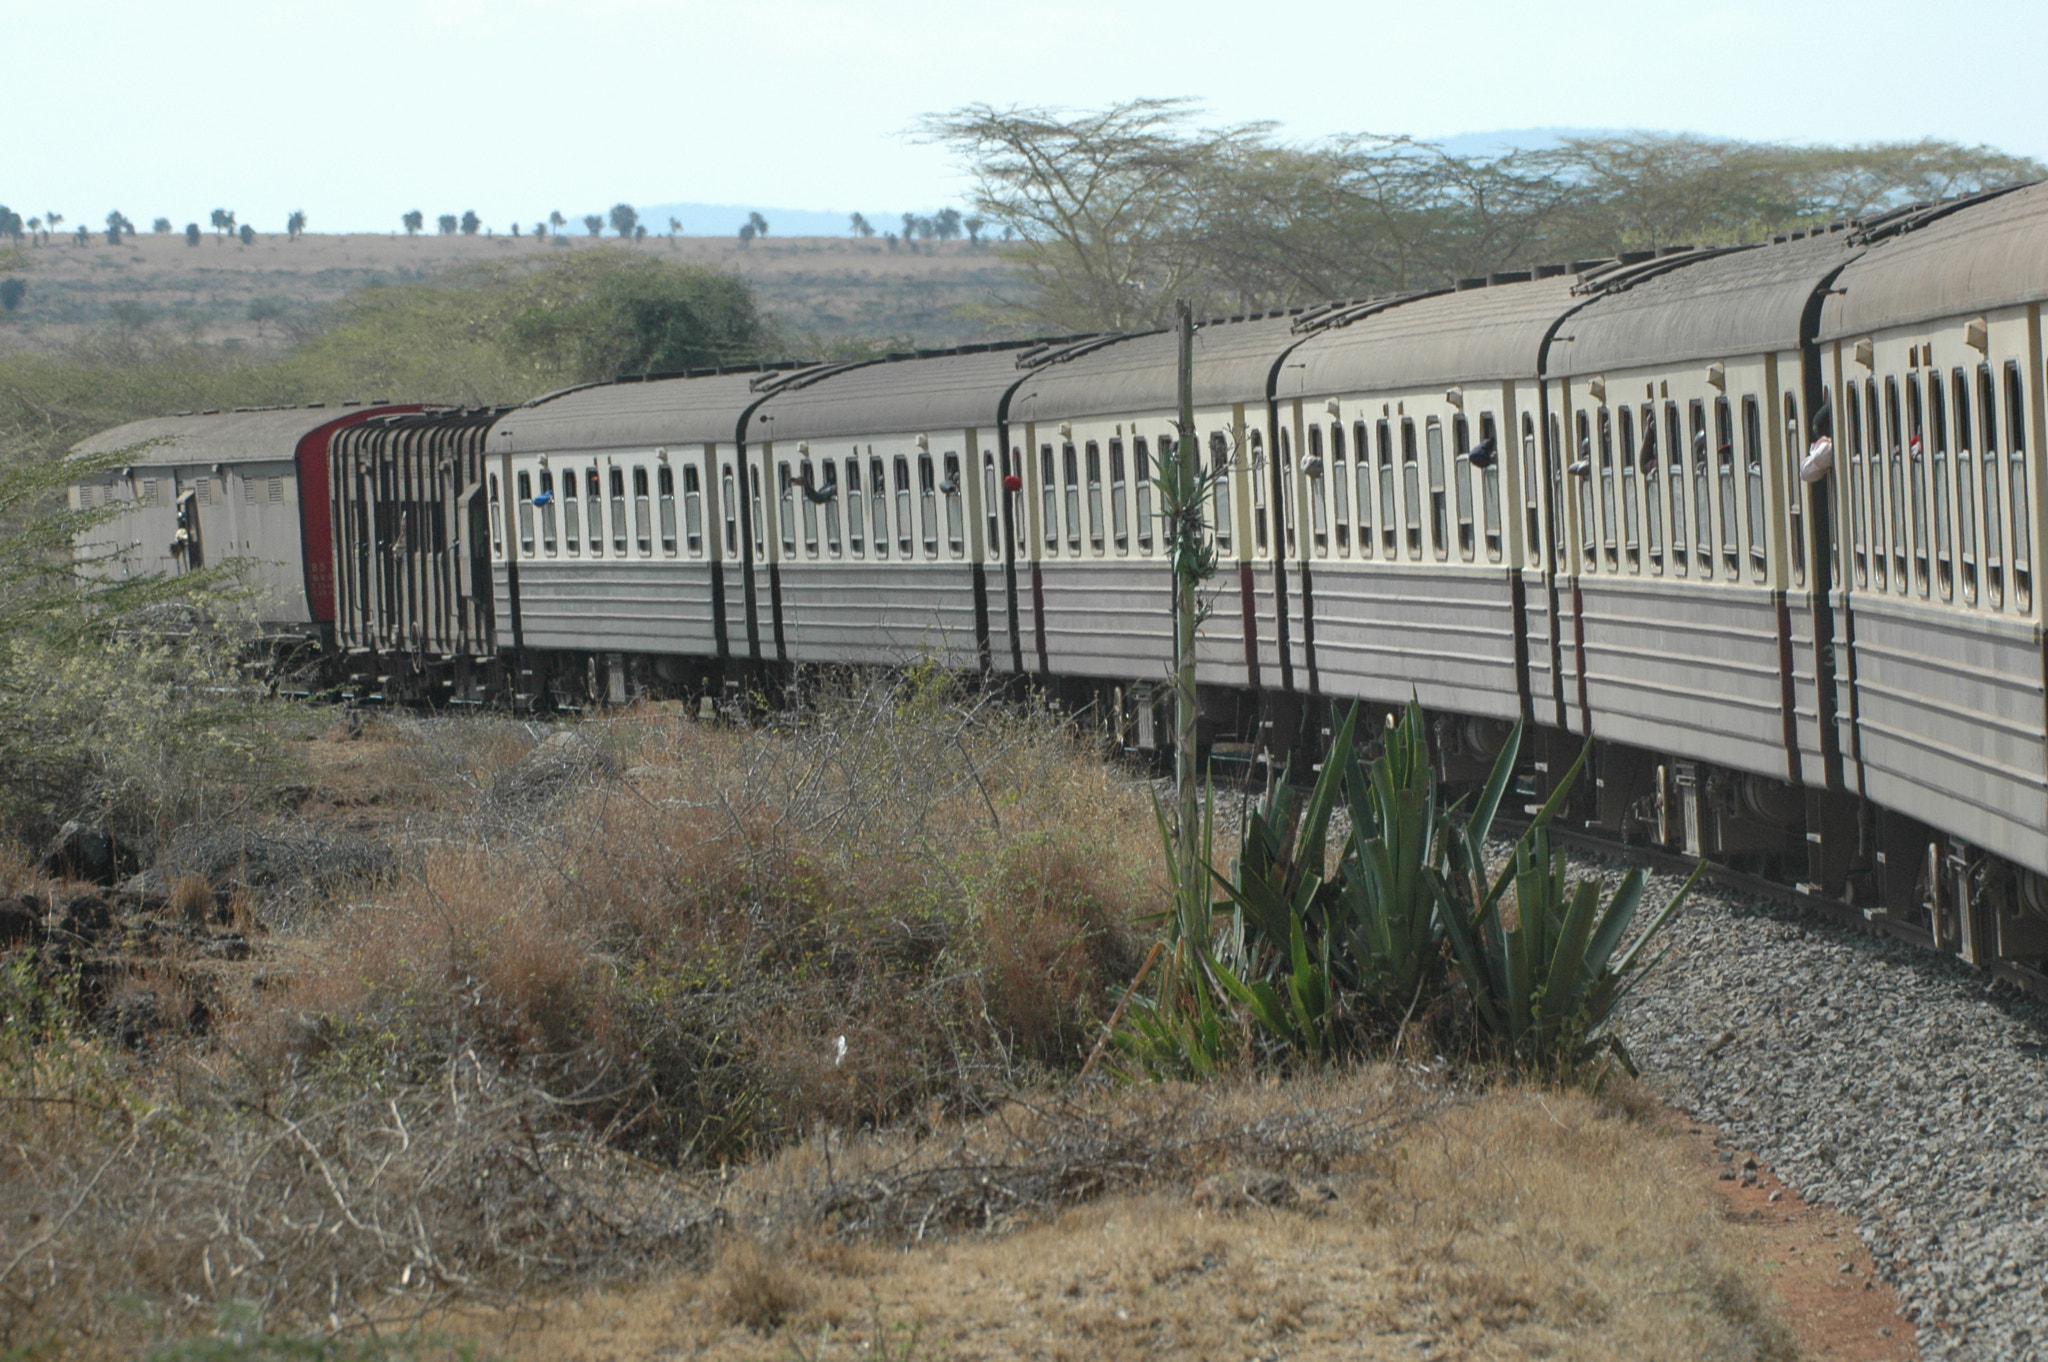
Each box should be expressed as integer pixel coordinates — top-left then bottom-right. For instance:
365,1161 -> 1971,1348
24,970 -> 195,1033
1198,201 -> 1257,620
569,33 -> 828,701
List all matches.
1123,702 -> 1694,1078
925,100 -> 2048,331
500,249 -> 771,379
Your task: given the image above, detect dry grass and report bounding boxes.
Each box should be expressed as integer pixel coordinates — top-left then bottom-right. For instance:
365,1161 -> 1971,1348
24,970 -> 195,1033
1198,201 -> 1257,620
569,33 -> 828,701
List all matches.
464,1069 -> 1794,1362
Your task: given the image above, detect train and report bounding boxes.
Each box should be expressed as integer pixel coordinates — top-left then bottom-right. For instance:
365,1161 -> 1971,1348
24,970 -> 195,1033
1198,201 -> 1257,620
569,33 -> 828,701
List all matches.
68,181 -> 2048,981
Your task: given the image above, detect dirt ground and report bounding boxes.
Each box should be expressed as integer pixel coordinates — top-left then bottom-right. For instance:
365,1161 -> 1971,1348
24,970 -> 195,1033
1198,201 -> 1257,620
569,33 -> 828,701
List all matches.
0,230 -> 1023,352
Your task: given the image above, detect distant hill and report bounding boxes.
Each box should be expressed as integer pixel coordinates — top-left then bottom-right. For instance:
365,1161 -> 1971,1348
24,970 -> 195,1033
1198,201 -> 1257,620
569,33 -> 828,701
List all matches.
633,202 -> 965,240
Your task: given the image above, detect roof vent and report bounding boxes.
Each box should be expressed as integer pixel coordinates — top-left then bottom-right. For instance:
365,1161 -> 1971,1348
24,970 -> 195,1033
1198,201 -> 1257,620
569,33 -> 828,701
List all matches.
371,397 -> 389,405
1773,234 -> 1789,244
1533,264 -> 1567,279
1455,276 -> 1487,291
1790,230 -> 1807,241
200,408 -> 220,415
1617,250 -> 1655,266
305,401 -> 324,408
1570,259 -> 1610,274
1487,270 -> 1532,285
1656,245 -> 1694,257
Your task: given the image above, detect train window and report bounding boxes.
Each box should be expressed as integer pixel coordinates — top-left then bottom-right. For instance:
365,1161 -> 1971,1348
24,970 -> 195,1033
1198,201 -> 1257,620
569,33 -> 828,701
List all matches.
1249,428 -> 1269,553
1866,379 -> 1888,589
1596,408 -> 1618,570
1903,376 -> 1930,594
1617,407 -> 1639,572
1402,419 -> 1423,559
1956,394 -> 1978,607
1781,395 -> 1801,587
943,452 -> 963,558
869,458 -> 889,559
1844,386 -> 1866,586
917,453 -> 938,559
1308,423 -> 1329,556
658,465 -> 680,557
1379,420 -> 1398,556
777,463 -> 796,555
1880,379 -> 1906,593
1638,405 -> 1662,571
822,462 -> 843,558
721,464 -> 737,559
1425,418 -> 1448,561
1210,431 -> 1233,554
561,469 -> 580,555
982,451 -> 999,560
612,467 -> 631,557
1355,420 -> 1376,558
1965,369 -> 1999,607
746,465 -> 762,556
1109,439 -> 1129,554
1927,378 -> 1952,600
1549,412 -> 1567,558
895,455 -> 914,558
1713,398 -> 1737,576
796,459 -> 819,557
1279,426 -> 1296,557
1452,414 -> 1474,562
1478,412 -> 1502,563
585,468 -> 603,559
1083,441 -> 1104,554
1741,397 -> 1765,581
1060,441 -> 1081,554
488,473 -> 504,557
847,457 -> 865,557
1329,423 -> 1349,555
1575,411 -> 1596,570
632,466 -> 653,557
2006,360 -> 2032,611
1134,437 -> 1154,553
516,470 -> 535,556
537,469 -> 557,556
1688,400 -> 1712,579
1521,414 -> 1540,566
1039,444 -> 1057,554
1663,402 -> 1685,573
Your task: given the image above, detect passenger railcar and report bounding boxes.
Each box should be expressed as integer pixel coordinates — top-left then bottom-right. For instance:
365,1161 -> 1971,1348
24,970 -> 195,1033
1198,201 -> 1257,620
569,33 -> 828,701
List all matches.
67,181 -> 2048,981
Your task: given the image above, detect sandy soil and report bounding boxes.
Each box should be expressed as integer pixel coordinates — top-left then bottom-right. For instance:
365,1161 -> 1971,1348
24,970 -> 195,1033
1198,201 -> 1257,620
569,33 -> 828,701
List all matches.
0,229 -> 1024,352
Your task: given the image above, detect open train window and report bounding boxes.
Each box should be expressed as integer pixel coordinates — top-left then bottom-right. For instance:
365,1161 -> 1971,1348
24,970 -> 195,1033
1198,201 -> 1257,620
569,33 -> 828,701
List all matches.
1596,408 -> 1617,571
1844,386 -> 1866,586
1379,420 -> 1398,556
776,462 -> 796,555
1355,420 -> 1376,558
1452,414 -> 1474,562
1039,444 -> 1057,554
1209,431 -> 1233,554
982,451 -> 998,560
633,466 -> 653,557
1714,397 -> 1738,577
1953,373 -> 1977,604
722,465 -> 738,560
1575,411 -> 1595,570
796,459 -> 819,557
1477,412 -> 1501,563
562,467 -> 580,555
1279,425 -> 1296,557
1549,413 -> 1566,559
1133,437 -> 1153,553
1928,377 -> 1952,599
516,470 -> 535,556
895,455 -> 914,558
1866,379 -> 1889,590
488,473 -> 503,557
1663,403 -> 1685,574
1968,368 -> 1999,607
1330,423 -> 1350,555
1308,423 -> 1329,556
1741,396 -> 1765,581
1521,414 -> 1540,566
1083,441 -> 1103,554
918,453 -> 939,558
1061,441 -> 1081,554
1425,418 -> 1448,562
1109,439 -> 1129,554
1900,376 -> 1929,595
1617,407 -> 1639,572
821,461 -> 843,558
1402,419 -> 1423,559
538,469 -> 558,556
1782,395 -> 1802,587
2006,360 -> 2032,611
612,467 -> 630,557
1689,400 -> 1712,579
870,457 -> 889,559
1249,427 -> 1269,553
943,452 -> 963,558
657,465 -> 679,557
1638,405 -> 1662,571
847,456 -> 865,557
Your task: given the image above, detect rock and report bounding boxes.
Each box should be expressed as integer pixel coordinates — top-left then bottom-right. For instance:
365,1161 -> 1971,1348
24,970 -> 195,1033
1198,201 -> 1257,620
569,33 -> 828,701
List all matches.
0,896 -> 39,948
41,821 -> 140,885
50,893 -> 114,944
489,729 -> 619,808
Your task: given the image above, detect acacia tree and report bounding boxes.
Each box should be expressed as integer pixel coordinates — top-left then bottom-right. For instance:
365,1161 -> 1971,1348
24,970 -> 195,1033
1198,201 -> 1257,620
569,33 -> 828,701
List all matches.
747,211 -> 768,238
582,214 -> 603,237
208,208 -> 235,241
459,210 -> 481,236
402,210 -> 424,236
437,214 -> 459,236
609,202 -> 639,238
286,209 -> 307,240
549,210 -> 566,236
849,212 -> 875,238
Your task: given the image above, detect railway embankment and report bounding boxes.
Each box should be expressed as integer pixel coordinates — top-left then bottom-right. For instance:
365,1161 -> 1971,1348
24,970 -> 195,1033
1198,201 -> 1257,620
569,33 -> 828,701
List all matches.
1616,865 -> 2048,1361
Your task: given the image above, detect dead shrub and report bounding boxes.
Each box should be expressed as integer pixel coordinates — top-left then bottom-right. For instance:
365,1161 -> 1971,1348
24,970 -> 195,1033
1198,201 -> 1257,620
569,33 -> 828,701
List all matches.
169,873 -> 215,926
706,1235 -> 814,1333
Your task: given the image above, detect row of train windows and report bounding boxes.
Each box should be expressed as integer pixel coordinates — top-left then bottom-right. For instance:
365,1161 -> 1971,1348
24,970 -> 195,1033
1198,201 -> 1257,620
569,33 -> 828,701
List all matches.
1302,415 -> 1504,564
1550,395 -> 1772,583
80,476 -> 285,508
775,452 -> 968,561
1036,437 -> 1160,557
490,464 -> 705,560
1843,361 -> 2033,611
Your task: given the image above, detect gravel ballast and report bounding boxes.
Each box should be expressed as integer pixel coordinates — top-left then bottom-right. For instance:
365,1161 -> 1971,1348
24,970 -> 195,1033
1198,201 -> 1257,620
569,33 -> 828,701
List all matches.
1611,864 -> 2048,1361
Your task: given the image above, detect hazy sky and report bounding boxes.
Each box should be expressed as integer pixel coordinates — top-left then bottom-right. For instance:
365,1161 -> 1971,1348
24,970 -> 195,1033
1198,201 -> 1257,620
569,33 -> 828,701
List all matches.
12,0 -> 2048,236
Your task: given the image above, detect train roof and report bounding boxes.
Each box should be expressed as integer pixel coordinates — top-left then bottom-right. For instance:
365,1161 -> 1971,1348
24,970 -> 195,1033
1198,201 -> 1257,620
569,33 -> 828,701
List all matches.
67,403 -> 406,464
1549,234 -> 1862,377
490,369 -> 817,453
1284,276 -> 1579,397
753,343 -> 1065,443
1006,314 -> 1304,426
1819,181 -> 2048,341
